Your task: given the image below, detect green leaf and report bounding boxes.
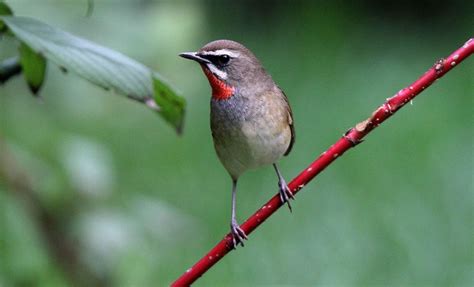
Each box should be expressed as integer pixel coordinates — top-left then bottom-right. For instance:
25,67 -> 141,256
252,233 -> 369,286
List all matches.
0,2 -> 13,16
153,74 -> 186,134
1,16 -> 185,133
18,43 -> 46,94
0,2 -> 13,32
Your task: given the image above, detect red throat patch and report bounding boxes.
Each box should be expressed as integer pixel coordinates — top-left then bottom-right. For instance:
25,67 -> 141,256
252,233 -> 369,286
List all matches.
201,66 -> 235,100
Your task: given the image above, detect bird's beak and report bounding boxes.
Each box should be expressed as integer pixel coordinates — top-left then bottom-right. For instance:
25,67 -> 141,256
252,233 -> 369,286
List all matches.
179,52 -> 210,64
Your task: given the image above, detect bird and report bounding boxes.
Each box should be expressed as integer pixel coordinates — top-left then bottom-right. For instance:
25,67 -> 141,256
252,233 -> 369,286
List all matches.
179,40 -> 295,248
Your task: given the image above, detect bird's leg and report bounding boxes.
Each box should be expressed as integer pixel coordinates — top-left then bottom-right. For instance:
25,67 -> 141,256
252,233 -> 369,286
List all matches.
230,179 -> 248,248
273,163 -> 295,212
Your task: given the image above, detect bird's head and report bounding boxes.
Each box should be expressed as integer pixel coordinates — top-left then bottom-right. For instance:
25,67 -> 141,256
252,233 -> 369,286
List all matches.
180,39 -> 272,100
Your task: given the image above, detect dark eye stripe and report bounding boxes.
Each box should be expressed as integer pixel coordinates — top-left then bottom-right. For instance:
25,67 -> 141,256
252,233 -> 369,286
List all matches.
201,54 -> 230,66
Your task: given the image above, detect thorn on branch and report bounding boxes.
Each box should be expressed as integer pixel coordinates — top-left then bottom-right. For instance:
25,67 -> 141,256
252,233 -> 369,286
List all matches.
354,120 -> 370,132
383,101 -> 394,114
343,128 -> 364,146
434,58 -> 445,74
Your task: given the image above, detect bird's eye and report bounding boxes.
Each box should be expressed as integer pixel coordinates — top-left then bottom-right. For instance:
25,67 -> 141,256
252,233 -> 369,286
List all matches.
218,55 -> 230,65
201,54 -> 231,67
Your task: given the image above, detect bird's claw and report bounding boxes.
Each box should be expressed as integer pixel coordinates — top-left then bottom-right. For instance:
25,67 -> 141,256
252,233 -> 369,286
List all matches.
278,179 -> 295,212
230,220 -> 248,248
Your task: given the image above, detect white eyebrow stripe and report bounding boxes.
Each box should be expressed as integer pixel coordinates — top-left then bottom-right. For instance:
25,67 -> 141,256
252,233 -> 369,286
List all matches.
206,63 -> 228,79
201,49 -> 240,58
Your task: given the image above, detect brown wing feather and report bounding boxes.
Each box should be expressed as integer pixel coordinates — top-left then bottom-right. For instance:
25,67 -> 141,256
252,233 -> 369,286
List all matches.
280,89 -> 295,156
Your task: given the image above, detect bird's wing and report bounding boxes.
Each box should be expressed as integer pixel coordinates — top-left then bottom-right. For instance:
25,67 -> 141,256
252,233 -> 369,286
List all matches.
280,89 -> 295,156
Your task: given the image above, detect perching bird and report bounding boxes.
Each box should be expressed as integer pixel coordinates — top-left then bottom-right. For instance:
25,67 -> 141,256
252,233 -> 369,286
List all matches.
180,40 -> 295,248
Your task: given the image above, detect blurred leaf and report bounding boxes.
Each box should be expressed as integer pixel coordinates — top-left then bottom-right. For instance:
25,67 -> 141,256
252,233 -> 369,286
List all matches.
0,1 -> 13,32
85,0 -> 94,17
0,2 -> 13,15
0,16 -> 186,133
153,74 -> 186,134
18,43 -> 46,94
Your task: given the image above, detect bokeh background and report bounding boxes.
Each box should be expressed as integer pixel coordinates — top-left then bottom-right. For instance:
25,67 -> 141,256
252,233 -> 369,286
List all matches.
1,0 -> 473,286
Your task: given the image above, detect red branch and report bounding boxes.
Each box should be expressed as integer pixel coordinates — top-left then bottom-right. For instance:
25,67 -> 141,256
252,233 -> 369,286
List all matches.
172,38 -> 474,286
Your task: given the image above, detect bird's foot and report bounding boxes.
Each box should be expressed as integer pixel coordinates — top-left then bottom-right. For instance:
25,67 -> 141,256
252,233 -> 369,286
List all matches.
278,178 -> 295,212
230,219 -> 248,248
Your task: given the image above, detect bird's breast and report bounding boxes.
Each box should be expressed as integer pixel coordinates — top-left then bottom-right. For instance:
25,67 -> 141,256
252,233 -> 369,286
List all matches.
210,92 -> 291,178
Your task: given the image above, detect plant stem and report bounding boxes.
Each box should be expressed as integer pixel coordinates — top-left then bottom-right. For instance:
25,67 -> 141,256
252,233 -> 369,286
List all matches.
0,56 -> 22,83
171,38 -> 474,286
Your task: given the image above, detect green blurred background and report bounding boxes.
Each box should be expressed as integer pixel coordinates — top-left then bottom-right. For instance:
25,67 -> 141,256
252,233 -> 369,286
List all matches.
1,0 -> 473,286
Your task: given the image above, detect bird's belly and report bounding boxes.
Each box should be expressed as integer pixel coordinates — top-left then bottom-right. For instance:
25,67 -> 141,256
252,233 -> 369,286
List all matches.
211,102 -> 290,179
240,119 -> 289,165
214,126 -> 289,178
